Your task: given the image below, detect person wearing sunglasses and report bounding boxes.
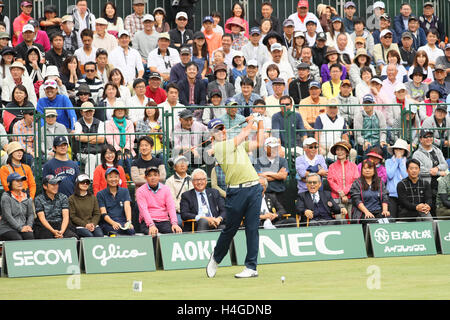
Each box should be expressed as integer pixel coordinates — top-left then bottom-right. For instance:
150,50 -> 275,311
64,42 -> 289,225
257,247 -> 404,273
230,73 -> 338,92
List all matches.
75,61 -> 104,104
373,28 -> 401,73
68,174 -> 103,238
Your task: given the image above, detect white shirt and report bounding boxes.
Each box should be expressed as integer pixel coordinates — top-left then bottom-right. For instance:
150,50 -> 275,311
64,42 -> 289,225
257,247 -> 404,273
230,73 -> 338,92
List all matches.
127,95 -> 149,124
287,12 -> 323,33
74,46 -> 98,66
147,47 -> 181,75
417,45 -> 444,65
211,47 -> 239,67
109,46 -> 144,85
261,59 -> 295,83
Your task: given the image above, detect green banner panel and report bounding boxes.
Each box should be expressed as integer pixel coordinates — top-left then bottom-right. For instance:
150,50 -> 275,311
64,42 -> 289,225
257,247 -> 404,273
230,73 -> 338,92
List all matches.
369,222 -> 437,257
3,238 -> 79,278
82,236 -> 156,274
158,232 -> 231,270
436,220 -> 450,254
234,224 -> 367,265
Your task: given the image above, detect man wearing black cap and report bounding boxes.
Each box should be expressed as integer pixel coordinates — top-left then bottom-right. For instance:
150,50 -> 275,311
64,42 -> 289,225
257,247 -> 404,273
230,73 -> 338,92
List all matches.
436,44 -> 450,84
419,2 -> 446,49
421,104 -> 450,155
289,62 -> 312,104
34,174 -> 79,239
399,31 -> 417,68
170,46 -> 201,84
403,15 -> 427,50
39,4 -> 62,38
145,71 -> 167,104
42,136 -> 80,197
311,32 -> 328,68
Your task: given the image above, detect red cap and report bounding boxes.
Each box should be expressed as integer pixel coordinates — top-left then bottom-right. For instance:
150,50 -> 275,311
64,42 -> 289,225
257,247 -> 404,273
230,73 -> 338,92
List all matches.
298,0 -> 309,8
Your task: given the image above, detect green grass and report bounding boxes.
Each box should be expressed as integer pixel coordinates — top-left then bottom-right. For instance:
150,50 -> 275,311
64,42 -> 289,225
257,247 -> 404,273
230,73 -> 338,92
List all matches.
0,255 -> 449,300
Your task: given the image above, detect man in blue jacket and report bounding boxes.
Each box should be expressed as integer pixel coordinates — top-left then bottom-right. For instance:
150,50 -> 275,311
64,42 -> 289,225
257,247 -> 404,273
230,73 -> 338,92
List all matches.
393,3 -> 412,41
36,79 -> 77,131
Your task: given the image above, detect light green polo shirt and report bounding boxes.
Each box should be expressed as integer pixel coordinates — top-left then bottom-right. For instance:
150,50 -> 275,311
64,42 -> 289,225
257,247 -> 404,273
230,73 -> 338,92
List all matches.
213,139 -> 259,186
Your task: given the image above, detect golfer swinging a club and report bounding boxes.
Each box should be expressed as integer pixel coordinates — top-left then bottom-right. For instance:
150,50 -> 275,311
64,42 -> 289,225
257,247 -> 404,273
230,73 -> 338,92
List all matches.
206,113 -> 264,278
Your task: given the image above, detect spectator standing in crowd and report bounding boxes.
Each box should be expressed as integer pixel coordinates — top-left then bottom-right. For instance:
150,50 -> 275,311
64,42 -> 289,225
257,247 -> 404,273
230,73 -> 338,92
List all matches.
40,109 -> 69,161
101,1 -> 124,36
97,167 -> 135,236
12,1 -> 33,47
33,174 -> 78,240
147,33 -> 181,85
42,136 -> 80,197
385,139 -> 409,220
71,0 -> 96,48
124,0 -> 145,39
73,102 -> 105,179
0,173 -> 34,241
131,136 -> 166,188
180,168 -> 226,232
69,174 -> 103,238
92,144 -> 127,196
39,4 -> 62,38
419,2 -> 446,49
0,141 -> 36,198
202,16 -> 222,58
136,166 -> 182,236
296,172 -> 345,226
288,0 -> 323,33
169,11 -> 194,49
92,18 -> 117,53
60,15 -> 79,55
397,158 -> 434,221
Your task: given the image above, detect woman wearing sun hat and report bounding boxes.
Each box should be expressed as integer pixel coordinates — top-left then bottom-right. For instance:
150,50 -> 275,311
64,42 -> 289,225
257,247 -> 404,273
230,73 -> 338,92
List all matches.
385,139 -> 410,220
327,141 -> 360,222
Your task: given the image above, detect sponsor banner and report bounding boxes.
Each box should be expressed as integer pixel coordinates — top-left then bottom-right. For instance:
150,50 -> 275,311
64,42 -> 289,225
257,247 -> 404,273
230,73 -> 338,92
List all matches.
3,239 -> 79,278
158,232 -> 231,270
82,236 -> 156,274
234,224 -> 367,265
436,220 -> 450,254
369,222 -> 437,257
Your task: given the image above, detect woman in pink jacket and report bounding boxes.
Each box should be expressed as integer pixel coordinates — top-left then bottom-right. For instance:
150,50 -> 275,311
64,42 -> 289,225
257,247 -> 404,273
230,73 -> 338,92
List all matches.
105,102 -> 135,175
327,141 -> 360,222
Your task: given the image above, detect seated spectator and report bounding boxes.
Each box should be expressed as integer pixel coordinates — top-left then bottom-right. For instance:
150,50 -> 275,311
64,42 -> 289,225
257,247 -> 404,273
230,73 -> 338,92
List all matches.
178,62 -> 207,107
0,46 -> 16,80
202,89 -> 226,127
254,137 -> 289,205
399,31 -> 417,69
202,15 -> 222,58
326,16 -> 354,53
147,33 -> 181,85
219,100 -> 246,140
157,83 -> 184,133
170,46 -> 197,85
153,7 -> 170,34
392,83 -> 418,126
436,44 -> 450,83
349,48 -> 376,88
60,55 -> 82,97
350,159 -> 390,226
173,109 -> 208,165
418,28 -> 444,69
92,18 -> 117,53
60,15 -> 79,55
314,100 -> 355,162
12,1 -> 33,47
144,72 -> 167,105
355,66 -> 375,103
373,29 -> 401,73
337,79 -> 360,129
135,100 -> 163,157
0,142 -> 36,198
1,61 -> 37,107
231,51 -> 247,83
74,29 -> 97,71
226,18 -> 249,51
73,102 -> 105,179
261,42 -> 294,86
42,136 -> 80,197
336,33 -> 354,71
429,64 -> 450,100
380,50 -> 408,83
38,65 -> 68,99
312,32 -> 328,68
354,94 -> 387,156
40,109 -> 69,161
304,18 -> 318,47
421,104 -> 450,155
295,137 -> 327,194
127,78 -> 151,124
169,11 -> 194,50
108,68 -> 132,105
320,47 -> 347,83
92,144 -> 127,196
4,84 -> 35,134
265,77 -> 288,117
95,48 -> 114,84
136,167 -> 182,236
191,31 -> 209,79
15,22 -> 46,61
408,50 -> 434,84
406,66 -> 429,103
298,46 -> 321,82
75,61 -> 104,104
373,13 -> 399,44
104,101 -> 135,175
165,156 -> 193,220
97,167 -> 135,236
322,63 -> 344,99
298,81 -> 327,130
404,15 -> 427,51
97,81 -> 123,121
68,174 -> 103,238
296,172 -> 345,226
232,77 -> 261,117
385,139 -> 409,220
258,177 -> 295,228
392,105 -> 420,150
393,3 -> 412,41
207,63 -> 235,104
34,174 -> 78,239
350,17 -> 375,57
242,27 -> 264,64
358,147 -> 388,183
289,62 -> 312,105
225,2 -> 250,38
423,85 -> 444,123
180,168 -> 226,232
11,108 -> 35,165
131,136 -> 166,188
109,30 -> 144,86
264,63 -> 283,98
436,173 -> 450,219
45,33 -> 69,70
397,158 -> 434,221
287,30 -> 307,69
0,173 -> 35,241
71,84 -> 95,120
37,79 -> 77,132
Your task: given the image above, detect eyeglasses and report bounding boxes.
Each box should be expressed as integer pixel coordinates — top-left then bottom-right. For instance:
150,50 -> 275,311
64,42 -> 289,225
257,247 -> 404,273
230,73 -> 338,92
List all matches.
307,145 -> 319,149
79,181 -> 90,185
384,35 -> 392,39
306,181 -> 319,185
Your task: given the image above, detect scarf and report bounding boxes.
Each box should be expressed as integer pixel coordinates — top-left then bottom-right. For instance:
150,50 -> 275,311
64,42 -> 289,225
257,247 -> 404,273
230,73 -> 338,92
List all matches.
113,116 -> 126,149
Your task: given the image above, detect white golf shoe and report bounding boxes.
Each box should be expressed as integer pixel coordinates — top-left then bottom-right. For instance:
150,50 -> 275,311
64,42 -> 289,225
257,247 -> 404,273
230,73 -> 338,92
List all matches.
234,267 -> 258,278
206,254 -> 218,278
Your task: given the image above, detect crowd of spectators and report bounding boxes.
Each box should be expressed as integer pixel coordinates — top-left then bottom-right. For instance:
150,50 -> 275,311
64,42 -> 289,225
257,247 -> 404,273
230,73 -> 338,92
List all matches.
0,0 -> 449,241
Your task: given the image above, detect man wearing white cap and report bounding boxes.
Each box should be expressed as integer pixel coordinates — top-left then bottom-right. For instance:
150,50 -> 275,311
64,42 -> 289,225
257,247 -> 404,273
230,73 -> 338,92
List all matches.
367,1 -> 385,32
1,61 -> 37,107
108,29 -> 144,86
287,0 -> 323,33
60,15 -> 79,54
14,23 -> 46,62
132,14 -> 159,70
92,17 -> 117,53
169,11 -> 194,49
124,0 -> 146,39
147,33 -> 181,83
373,29 -> 401,71
261,43 -> 295,85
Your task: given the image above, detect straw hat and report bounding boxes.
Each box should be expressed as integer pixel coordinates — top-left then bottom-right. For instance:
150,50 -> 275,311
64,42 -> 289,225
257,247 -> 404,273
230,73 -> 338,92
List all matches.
330,141 -> 352,155
7,141 -> 25,156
